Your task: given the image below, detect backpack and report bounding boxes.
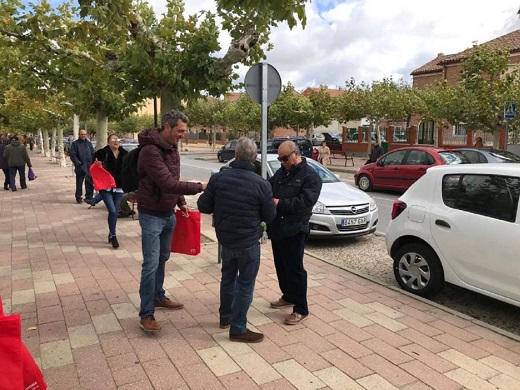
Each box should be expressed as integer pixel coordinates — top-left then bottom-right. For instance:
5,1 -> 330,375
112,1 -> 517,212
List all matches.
121,145 -> 166,193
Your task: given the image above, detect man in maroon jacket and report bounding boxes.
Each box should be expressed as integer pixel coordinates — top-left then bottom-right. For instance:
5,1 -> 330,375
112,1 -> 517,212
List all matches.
136,110 -> 207,333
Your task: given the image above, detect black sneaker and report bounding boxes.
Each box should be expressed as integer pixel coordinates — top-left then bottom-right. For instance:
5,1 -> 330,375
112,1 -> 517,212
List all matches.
229,329 -> 264,343
76,199 -> 82,204
84,198 -> 95,206
111,236 -> 119,249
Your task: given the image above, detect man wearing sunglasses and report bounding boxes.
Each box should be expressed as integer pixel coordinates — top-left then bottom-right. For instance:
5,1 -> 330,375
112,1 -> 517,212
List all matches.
267,141 -> 322,325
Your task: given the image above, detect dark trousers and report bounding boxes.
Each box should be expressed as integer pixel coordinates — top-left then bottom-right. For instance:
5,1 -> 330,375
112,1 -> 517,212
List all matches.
75,173 -> 93,201
9,166 -> 26,190
271,232 -> 308,315
2,168 -> 9,189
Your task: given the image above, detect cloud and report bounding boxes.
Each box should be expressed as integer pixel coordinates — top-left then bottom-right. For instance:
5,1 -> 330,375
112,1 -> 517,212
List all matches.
148,0 -> 520,91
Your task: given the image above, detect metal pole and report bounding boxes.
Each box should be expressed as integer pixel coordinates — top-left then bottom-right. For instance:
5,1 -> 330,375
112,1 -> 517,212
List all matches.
154,96 -> 158,128
261,63 -> 268,180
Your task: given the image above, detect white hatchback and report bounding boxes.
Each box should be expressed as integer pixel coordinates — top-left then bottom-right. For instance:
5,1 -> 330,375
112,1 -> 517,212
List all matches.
386,164 -> 520,307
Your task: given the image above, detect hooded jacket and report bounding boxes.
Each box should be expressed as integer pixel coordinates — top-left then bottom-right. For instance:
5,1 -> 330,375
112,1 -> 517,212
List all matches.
4,139 -> 32,168
136,128 -> 203,215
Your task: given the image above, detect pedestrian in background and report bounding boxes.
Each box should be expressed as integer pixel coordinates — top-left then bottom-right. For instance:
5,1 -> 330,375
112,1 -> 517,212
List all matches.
474,136 -> 484,148
136,110 -> 207,333
267,141 -> 322,325
368,138 -> 384,163
92,133 -> 128,249
198,137 -> 276,343
69,129 -> 95,204
4,134 -> 32,192
0,135 -> 10,190
319,140 -> 331,166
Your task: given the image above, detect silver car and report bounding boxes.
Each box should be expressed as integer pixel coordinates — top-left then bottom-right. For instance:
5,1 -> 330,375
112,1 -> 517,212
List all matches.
220,154 -> 379,238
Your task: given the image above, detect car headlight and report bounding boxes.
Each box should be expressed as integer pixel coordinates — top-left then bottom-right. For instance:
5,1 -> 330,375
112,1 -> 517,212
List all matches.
312,201 -> 330,214
369,198 -> 377,211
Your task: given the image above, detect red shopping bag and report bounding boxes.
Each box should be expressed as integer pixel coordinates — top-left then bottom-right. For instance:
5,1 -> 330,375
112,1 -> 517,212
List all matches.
0,297 -> 47,390
171,210 -> 201,256
89,163 -> 116,191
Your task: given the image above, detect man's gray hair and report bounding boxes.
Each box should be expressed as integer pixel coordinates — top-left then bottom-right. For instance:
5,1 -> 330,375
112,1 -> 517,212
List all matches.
161,110 -> 189,131
235,137 -> 258,163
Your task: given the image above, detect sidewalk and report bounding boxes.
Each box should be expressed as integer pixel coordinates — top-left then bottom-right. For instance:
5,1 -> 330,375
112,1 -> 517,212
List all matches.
2,150 -> 520,390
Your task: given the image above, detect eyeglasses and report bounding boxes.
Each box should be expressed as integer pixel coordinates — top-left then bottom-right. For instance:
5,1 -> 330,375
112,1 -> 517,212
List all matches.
109,138 -> 120,142
277,151 -> 295,162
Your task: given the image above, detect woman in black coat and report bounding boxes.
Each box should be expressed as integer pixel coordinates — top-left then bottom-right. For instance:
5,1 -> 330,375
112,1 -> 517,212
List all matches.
93,133 -> 128,248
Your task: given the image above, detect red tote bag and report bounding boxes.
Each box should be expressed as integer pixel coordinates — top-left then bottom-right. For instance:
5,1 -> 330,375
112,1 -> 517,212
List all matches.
89,163 -> 116,191
171,210 -> 201,256
0,297 -> 47,390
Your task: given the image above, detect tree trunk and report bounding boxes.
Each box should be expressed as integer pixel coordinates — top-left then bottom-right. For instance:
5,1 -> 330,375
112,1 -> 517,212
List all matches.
57,121 -> 66,167
73,114 -> 80,140
42,129 -> 50,157
160,87 -> 182,119
96,111 -> 108,150
493,128 -> 501,149
50,128 -> 57,161
37,129 -> 43,154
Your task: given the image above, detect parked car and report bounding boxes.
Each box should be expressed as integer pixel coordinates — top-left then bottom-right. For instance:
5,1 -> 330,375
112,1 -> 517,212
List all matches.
266,137 -> 312,158
455,148 -> 520,163
121,143 -> 139,152
311,132 -> 325,145
386,164 -> 520,307
354,146 -> 470,192
312,132 -> 341,145
219,154 -> 379,238
217,140 -> 237,163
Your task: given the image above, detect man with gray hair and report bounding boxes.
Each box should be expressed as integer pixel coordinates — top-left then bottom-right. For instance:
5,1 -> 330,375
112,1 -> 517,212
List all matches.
198,137 -> 276,343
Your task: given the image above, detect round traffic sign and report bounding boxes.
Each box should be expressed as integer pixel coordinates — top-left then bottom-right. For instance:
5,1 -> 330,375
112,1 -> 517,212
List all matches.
244,63 -> 282,104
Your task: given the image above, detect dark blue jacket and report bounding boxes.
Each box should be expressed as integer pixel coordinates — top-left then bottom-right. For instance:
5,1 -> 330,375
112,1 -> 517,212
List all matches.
197,160 -> 276,249
267,157 -> 322,240
69,138 -> 94,175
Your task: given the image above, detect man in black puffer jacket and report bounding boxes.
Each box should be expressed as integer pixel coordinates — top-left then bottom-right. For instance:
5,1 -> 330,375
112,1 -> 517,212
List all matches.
198,137 -> 276,343
267,140 -> 322,326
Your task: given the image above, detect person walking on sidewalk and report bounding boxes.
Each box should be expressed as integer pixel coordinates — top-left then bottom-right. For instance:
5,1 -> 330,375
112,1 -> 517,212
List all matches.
92,133 -> 128,249
0,135 -> 10,190
197,137 -> 276,343
137,109 -> 207,333
3,135 -> 32,192
267,140 -> 322,325
319,140 -> 331,166
69,129 -> 95,204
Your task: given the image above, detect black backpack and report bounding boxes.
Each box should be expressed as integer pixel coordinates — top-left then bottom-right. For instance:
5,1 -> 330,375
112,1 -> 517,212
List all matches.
121,145 -> 166,193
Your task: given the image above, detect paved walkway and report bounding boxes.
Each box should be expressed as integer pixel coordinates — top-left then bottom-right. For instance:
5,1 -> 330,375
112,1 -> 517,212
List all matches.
2,149 -> 520,390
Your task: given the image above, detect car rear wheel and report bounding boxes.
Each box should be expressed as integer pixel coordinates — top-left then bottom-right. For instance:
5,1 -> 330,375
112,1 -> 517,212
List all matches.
358,174 -> 373,191
393,243 -> 444,297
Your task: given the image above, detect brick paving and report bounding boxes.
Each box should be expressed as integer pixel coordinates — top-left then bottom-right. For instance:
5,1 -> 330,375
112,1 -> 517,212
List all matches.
2,148 -> 520,389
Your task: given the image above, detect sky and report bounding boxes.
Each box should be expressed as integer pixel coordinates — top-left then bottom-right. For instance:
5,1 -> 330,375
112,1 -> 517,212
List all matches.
147,0 -> 520,91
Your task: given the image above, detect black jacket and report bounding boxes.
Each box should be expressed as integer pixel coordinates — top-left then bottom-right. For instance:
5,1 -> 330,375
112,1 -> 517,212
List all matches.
93,146 -> 128,188
70,139 -> 94,175
197,160 -> 276,249
267,158 -> 322,240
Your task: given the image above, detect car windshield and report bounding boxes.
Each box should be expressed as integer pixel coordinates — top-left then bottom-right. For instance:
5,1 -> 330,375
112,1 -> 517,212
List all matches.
439,151 -> 471,165
489,150 -> 520,162
266,158 -> 340,184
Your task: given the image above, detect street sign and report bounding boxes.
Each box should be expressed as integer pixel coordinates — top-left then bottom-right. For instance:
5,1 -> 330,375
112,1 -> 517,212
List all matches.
504,101 -> 516,119
244,63 -> 281,104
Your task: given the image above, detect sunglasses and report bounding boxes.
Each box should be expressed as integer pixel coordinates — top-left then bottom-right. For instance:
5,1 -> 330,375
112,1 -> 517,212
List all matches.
109,138 -> 120,142
277,151 -> 295,162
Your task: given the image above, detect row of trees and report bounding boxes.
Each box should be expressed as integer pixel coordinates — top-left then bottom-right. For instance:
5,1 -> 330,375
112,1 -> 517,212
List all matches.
185,45 -> 520,150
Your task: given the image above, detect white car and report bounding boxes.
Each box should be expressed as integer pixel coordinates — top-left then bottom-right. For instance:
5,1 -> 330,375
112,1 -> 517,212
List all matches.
386,164 -> 520,307
219,154 -> 379,238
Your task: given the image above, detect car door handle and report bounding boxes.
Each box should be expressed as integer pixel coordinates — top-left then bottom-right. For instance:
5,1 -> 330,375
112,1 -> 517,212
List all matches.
435,219 -> 450,228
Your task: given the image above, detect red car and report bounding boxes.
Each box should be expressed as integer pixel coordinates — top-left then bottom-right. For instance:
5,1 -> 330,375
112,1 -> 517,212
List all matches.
354,146 -> 470,192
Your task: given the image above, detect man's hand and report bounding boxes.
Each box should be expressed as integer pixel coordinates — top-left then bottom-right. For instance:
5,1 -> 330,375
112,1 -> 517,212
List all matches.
201,182 -> 207,191
273,198 -> 279,206
179,204 -> 189,217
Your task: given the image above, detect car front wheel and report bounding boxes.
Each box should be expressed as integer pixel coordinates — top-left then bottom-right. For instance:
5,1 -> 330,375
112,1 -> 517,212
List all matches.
357,174 -> 373,191
393,243 -> 444,297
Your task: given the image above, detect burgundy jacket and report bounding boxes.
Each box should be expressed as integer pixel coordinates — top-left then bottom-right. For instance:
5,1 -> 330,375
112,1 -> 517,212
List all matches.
136,128 -> 203,214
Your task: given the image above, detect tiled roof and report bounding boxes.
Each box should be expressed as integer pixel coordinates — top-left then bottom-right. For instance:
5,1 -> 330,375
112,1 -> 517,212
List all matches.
411,29 -> 520,76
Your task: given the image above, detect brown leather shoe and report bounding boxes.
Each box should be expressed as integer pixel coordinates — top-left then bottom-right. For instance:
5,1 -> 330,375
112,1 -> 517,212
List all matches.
140,315 -> 161,333
229,329 -> 264,343
154,297 -> 184,310
284,312 -> 309,325
270,298 -> 292,308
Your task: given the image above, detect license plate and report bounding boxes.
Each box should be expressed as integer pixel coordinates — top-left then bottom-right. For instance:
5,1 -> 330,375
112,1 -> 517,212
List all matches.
342,217 -> 366,227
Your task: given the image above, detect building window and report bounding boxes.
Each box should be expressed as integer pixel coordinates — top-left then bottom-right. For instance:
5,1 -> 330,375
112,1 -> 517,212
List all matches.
393,126 -> 408,143
418,120 -> 434,145
453,124 -> 466,136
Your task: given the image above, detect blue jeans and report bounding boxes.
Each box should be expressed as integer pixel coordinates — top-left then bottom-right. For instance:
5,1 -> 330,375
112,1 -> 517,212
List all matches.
75,172 -> 94,201
220,243 -> 261,335
99,190 -> 123,237
138,212 -> 176,318
9,166 -> 26,190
